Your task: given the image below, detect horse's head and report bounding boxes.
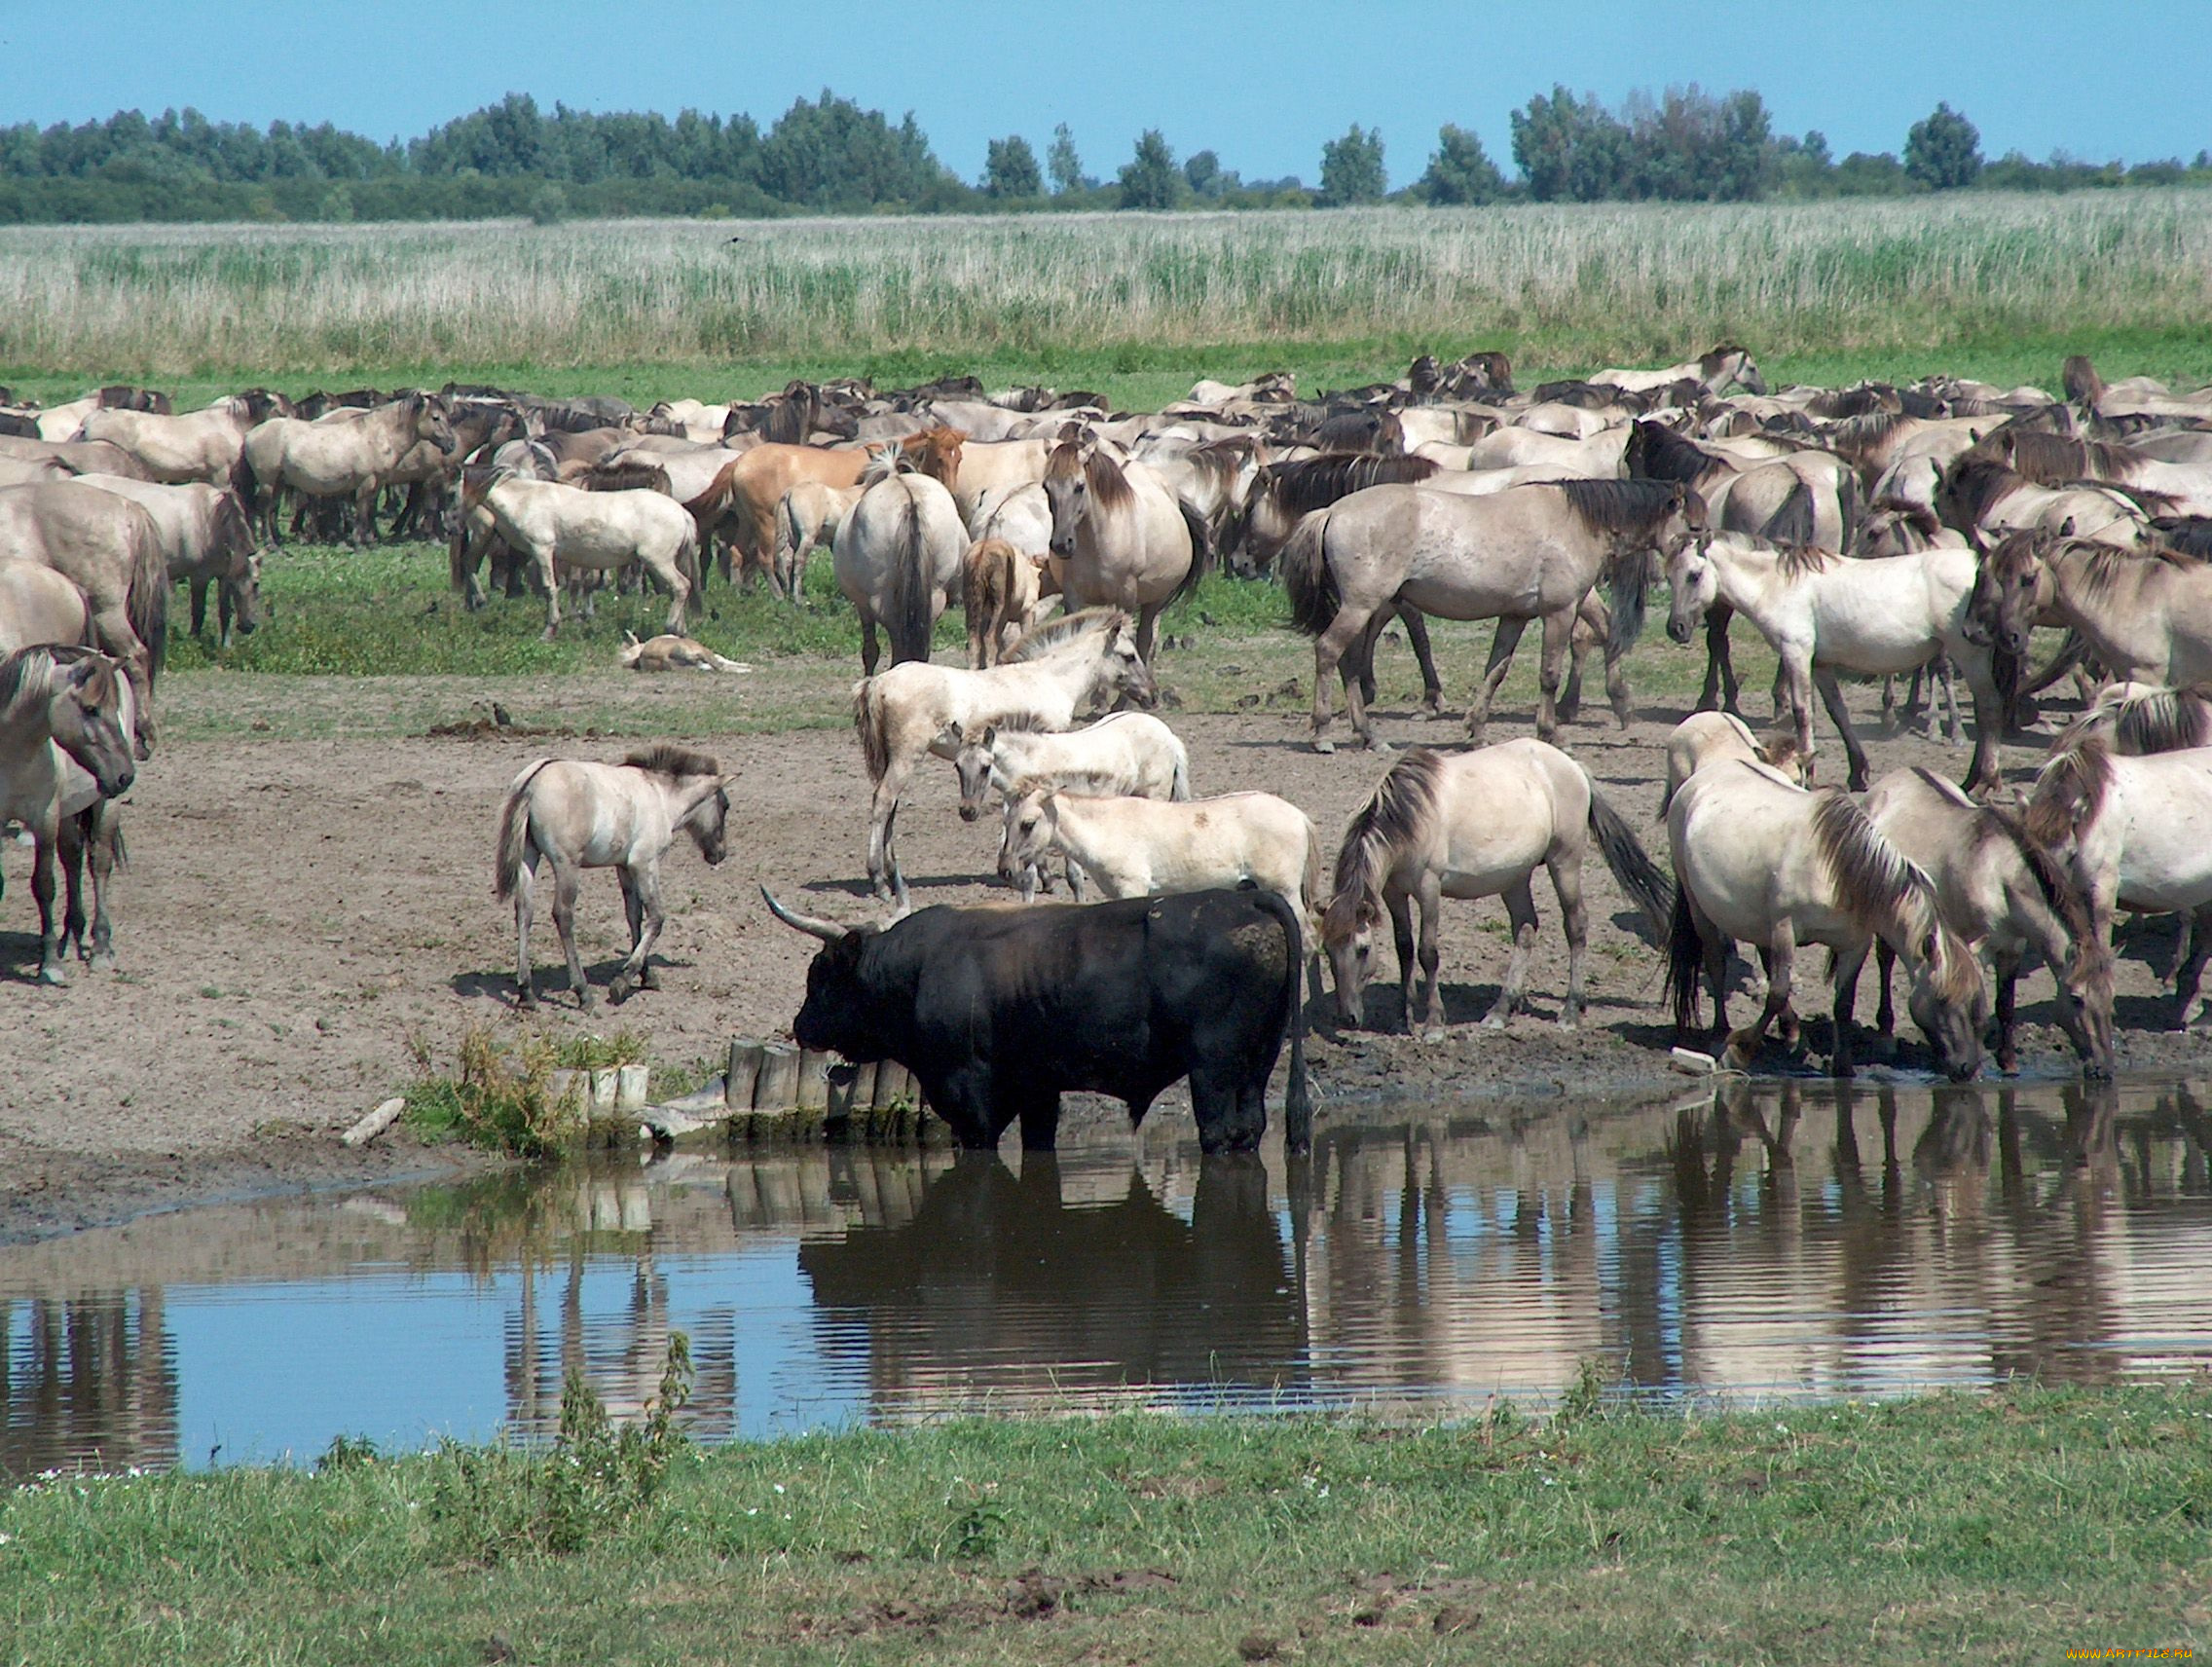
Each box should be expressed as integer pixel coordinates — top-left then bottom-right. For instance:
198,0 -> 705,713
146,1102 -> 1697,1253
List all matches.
998,788 -> 1054,883
1707,344 -> 1767,397
903,426 -> 966,488
1042,440 -> 1090,559
37,648 -> 135,799
1665,533 -> 1719,645
407,391 -> 459,456
1905,917 -> 1989,1083
1099,614 -> 1157,707
226,548 -> 266,637
1321,890 -> 1380,1027
950,722 -> 997,823
1962,528 -> 2046,658
683,773 -> 738,867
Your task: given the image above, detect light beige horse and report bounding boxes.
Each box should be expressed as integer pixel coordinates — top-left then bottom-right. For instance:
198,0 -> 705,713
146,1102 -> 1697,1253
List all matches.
774,479 -> 863,598
1282,478 -> 1705,752
78,391 -> 290,487
1322,739 -> 1674,1040
241,392 -> 456,544
834,455 -> 969,674
0,645 -> 135,983
1659,711 -> 1806,816
459,471 -> 699,640
1041,440 -> 1205,666
0,562 -> 92,653
0,482 -> 166,758
494,744 -> 735,1010
1592,344 -> 1768,398
73,476 -> 261,648
951,436 -> 1053,519
851,608 -> 1154,909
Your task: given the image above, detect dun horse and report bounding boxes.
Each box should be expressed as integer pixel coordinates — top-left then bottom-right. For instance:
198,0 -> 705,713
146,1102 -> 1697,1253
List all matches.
494,746 -> 735,1010
1041,440 -> 1207,666
833,451 -> 968,673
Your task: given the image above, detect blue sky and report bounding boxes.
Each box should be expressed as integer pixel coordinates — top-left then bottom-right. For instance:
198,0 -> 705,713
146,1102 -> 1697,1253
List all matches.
0,2 -> 2200,187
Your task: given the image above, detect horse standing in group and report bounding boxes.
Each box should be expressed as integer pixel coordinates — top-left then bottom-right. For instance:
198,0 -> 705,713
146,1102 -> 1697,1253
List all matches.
1041,439 -> 1208,667
833,448 -> 969,674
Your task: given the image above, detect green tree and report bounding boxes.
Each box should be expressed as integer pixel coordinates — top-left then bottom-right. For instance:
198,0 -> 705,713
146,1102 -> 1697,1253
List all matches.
1319,123 -> 1386,205
1184,148 -> 1221,198
1901,99 -> 1990,190
982,134 -> 1041,199
1511,87 -> 1636,201
1904,101 -> 1982,190
1047,123 -> 1086,195
1419,124 -> 1506,204
1117,129 -> 1181,209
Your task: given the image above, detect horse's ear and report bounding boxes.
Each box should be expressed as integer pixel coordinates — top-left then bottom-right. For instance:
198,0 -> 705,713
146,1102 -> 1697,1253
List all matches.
944,720 -> 965,745
978,723 -> 996,746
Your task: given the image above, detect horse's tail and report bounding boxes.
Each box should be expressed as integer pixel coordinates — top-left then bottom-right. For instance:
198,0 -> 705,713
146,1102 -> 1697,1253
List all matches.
775,490 -> 807,572
676,517 -> 703,594
493,759 -> 553,902
1251,886 -> 1312,1156
1663,880 -> 1707,1034
1168,495 -> 1212,611
1168,736 -> 1193,801
124,513 -> 167,689
1606,544 -> 1650,659
886,486 -> 932,664
853,677 -> 890,784
229,446 -> 260,522
1835,465 -> 1862,557
1585,780 -> 1675,941
1280,508 -> 1339,638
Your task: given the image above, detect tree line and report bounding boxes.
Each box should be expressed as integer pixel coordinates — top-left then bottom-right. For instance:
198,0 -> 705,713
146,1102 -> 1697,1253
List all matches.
0,87 -> 2202,225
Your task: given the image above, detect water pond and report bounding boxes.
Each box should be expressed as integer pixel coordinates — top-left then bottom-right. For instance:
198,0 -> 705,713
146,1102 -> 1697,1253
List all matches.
7,1075 -> 2212,1476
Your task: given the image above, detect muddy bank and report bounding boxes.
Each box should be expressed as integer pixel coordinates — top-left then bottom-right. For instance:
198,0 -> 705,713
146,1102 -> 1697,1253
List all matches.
6,668 -> 2210,1241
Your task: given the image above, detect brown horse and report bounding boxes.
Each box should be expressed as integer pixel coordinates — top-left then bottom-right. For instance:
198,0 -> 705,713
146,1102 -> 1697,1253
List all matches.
709,428 -> 965,590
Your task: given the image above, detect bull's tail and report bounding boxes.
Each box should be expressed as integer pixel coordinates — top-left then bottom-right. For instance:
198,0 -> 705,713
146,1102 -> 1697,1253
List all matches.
493,759 -> 552,901
1663,881 -> 1706,1034
1585,781 -> 1675,941
1279,508 -> 1339,638
887,488 -> 932,664
853,678 -> 890,783
1254,887 -> 1312,1155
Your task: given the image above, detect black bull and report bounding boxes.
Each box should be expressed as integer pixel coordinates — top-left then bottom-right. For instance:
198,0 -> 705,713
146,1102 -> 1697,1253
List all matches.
770,886 -> 1311,1154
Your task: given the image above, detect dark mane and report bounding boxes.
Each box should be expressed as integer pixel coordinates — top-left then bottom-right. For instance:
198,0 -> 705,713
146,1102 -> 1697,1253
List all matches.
2058,685 -> 2212,757
1323,748 -> 1444,945
578,459 -> 672,494
1808,791 -> 1972,1001
1772,540 -> 1835,578
2066,538 -> 2201,605
1626,419 -> 1728,487
624,744 -> 719,779
1865,495 -> 1944,540
0,642 -> 99,711
2061,354 -> 2105,409
1937,455 -> 2020,528
1003,606 -> 1129,663
1997,429 -> 2142,487
1084,447 -> 1135,513
1257,453 -> 1439,520
1825,409 -> 1913,468
1804,384 -> 1900,420
1553,478 -> 1694,539
2155,517 -> 2212,559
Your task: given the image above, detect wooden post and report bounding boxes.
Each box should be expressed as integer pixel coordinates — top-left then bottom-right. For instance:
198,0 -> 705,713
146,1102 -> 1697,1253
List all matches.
871,1061 -> 913,1110
754,1044 -> 801,1112
796,1050 -> 832,1112
615,1063 -> 651,1114
725,1040 -> 763,1111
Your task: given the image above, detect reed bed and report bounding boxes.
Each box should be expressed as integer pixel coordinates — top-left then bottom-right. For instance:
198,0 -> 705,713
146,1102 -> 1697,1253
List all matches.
2,193 -> 2208,377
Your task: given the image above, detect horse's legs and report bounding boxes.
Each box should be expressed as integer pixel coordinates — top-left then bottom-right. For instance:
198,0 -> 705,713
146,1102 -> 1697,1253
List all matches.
352,482 -> 378,546
536,548 -> 563,641
1397,606 -> 1445,719
1991,948 -> 2023,1073
1533,606 -> 1574,743
217,581 -> 237,650
1829,943 -> 1866,1077
56,814 -> 88,965
1776,648 -> 1815,785
609,864 -> 665,1003
548,859 -> 592,1010
1720,920 -> 1794,1072
512,850 -> 538,1009
1415,871 -> 1448,1040
1387,887 -> 1417,1030
1483,877 -> 1540,1031
1700,602 -> 1742,716
860,614 -> 881,679
83,805 -> 117,967
1353,611 -> 1386,710
1813,666 -> 1870,792
1936,654 -> 1964,745
1135,605 -> 1162,669
1470,615 -> 1530,744
2172,903 -> 2212,1030
1955,643 -> 2007,797
30,822 -> 64,985
1309,606 -> 1378,754
1549,848 -> 1589,1031
1873,940 -> 1899,1061
189,577 -> 210,640
867,761 -> 917,911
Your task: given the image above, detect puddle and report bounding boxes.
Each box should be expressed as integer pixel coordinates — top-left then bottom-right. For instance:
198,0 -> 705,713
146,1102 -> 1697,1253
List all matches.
6,1076 -> 2211,1475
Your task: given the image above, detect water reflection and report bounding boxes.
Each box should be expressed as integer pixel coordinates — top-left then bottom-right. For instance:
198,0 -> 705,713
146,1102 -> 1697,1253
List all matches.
8,1077 -> 2212,1474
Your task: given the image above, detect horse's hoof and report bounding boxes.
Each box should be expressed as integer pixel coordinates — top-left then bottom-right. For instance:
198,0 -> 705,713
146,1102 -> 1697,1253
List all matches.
1421,1025 -> 1451,1044
575,989 -> 598,1012
1407,708 -> 1433,724
608,977 -> 634,1005
1360,737 -> 1392,754
1558,1014 -> 1580,1033
1311,737 -> 1336,756
1479,1014 -> 1508,1032
38,966 -> 67,987
516,990 -> 536,1012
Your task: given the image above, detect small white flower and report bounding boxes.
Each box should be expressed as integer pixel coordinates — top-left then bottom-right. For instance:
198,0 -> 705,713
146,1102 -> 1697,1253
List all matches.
0,1532 -> 16,1546
747,1507 -> 758,1517
773,1483 -> 786,1495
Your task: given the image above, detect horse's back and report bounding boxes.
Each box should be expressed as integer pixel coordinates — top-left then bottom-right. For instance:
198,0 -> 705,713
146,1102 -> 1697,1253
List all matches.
1427,740 -> 1579,891
1669,763 -> 1839,937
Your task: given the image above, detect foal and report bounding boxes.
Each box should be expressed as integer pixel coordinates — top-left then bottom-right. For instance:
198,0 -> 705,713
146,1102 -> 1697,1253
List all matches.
494,745 -> 733,1010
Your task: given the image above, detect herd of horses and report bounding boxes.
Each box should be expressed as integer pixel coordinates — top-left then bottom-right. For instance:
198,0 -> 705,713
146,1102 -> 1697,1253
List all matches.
11,344 -> 2212,1113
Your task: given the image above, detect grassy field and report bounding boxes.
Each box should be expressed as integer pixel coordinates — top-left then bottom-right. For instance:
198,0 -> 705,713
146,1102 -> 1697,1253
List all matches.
3,1386 -> 2207,1664
6,195 -> 2212,398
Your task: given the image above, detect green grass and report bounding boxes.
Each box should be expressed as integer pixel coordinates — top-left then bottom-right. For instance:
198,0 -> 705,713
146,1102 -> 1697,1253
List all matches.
5,1386 -> 2209,1663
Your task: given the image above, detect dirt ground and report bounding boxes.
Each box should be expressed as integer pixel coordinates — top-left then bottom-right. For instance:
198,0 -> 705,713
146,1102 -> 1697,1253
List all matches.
8,651 -> 2212,1240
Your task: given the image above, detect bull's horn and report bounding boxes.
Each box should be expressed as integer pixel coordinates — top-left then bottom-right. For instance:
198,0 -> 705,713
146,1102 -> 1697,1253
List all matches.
761,885 -> 848,943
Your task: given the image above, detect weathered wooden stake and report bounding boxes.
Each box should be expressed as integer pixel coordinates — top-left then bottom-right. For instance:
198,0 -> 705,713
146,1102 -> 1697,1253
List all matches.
725,1040 -> 763,1110
796,1050 -> 832,1112
754,1044 -> 801,1112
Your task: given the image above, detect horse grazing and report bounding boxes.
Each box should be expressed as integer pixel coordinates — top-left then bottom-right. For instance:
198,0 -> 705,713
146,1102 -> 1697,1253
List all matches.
240,391 -> 456,545
851,608 -> 1154,910
458,471 -> 699,640
2025,739 -> 2212,1037
0,482 -> 166,759
1321,739 -> 1673,1039
1659,711 -> 1806,816
1862,766 -> 2108,1074
1042,440 -> 1207,666
1665,531 -> 2005,794
1283,478 -> 1704,753
1965,529 -> 2212,690
963,537 -> 1051,667
493,745 -> 734,1011
833,453 -> 968,673
0,645 -> 134,983
1665,762 -> 1986,1080
74,476 -> 261,648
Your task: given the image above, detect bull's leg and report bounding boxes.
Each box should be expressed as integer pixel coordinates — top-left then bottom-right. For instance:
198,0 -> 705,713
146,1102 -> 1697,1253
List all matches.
1190,1062 -> 1264,1155
1397,606 -> 1445,719
1011,1085 -> 1062,1152
1813,666 -> 1870,792
1308,606 -> 1376,755
1549,849 -> 1589,1031
513,852 -> 538,1010
1470,615 -> 1529,744
1720,920 -> 1794,1072
1484,878 -> 1540,1031
1533,606 -> 1573,743
549,860 -> 592,1010
1416,871 -> 1449,1040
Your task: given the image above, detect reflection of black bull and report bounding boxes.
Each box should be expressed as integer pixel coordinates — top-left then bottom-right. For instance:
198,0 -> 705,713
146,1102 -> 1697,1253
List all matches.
798,1154 -> 1308,1398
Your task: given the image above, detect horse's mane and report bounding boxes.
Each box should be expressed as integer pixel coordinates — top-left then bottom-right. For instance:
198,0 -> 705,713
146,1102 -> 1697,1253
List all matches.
1758,476 -> 1820,548
623,744 -> 719,779
1700,344 -> 1751,374
1938,455 -> 2020,527
578,459 -> 672,495
1322,747 -> 1443,945
2062,355 -> 2106,409
1998,429 -> 2143,487
1809,790 -> 1975,1002
2156,517 -> 2212,559
2064,537 -> 2200,605
861,446 -> 915,485
1627,420 -> 1727,486
1553,478 -> 1693,539
1003,606 -> 1129,663
1803,385 -> 1901,420
0,642 -> 101,714
2024,736 -> 2113,849
2057,685 -> 2212,756
1825,409 -> 1913,464
1181,437 -> 1264,496
1082,447 -> 1136,512
1865,495 -> 1944,540
1772,541 -> 1835,579
1258,453 -> 1438,519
